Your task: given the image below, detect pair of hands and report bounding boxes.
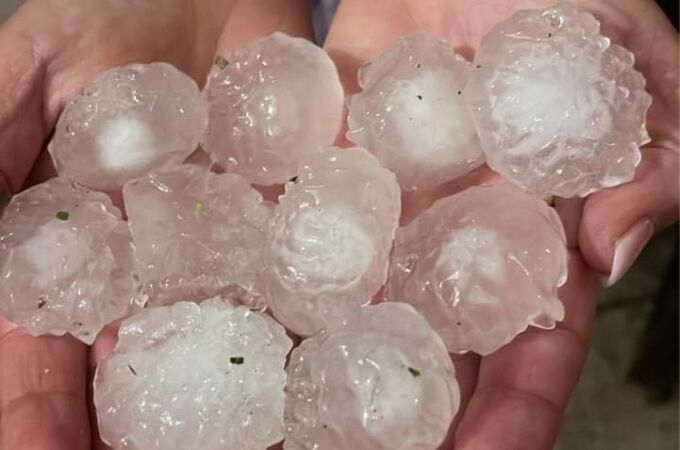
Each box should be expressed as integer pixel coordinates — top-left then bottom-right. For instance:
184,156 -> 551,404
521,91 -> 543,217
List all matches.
0,0 -> 677,449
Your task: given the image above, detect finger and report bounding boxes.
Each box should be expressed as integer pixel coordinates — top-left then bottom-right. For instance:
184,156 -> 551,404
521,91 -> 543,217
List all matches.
437,353 -> 480,450
217,0 -> 313,50
0,21 -> 47,194
579,146 -> 679,286
0,319 -> 91,450
454,251 -> 597,450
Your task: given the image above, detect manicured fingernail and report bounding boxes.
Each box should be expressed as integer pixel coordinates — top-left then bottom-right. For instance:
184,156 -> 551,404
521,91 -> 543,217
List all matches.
606,218 -> 654,287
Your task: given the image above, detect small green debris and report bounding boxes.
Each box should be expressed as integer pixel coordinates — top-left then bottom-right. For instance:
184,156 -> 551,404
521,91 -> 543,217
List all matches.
38,297 -> 47,309
407,366 -> 421,378
56,210 -> 70,221
230,356 -> 245,365
289,176 -> 299,183
649,131 -> 665,142
195,201 -> 208,216
0,190 -> 9,213
215,56 -> 229,70
128,364 -> 137,376
417,95 -> 423,100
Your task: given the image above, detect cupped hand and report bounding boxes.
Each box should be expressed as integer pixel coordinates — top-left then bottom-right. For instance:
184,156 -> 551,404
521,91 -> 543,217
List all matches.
0,1 -> 311,448
324,0 -> 677,448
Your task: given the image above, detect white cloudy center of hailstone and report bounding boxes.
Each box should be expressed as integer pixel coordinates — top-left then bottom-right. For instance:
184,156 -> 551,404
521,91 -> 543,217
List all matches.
388,69 -> 477,161
490,53 -> 613,155
96,116 -> 157,170
434,226 -> 506,299
16,221 -> 86,286
283,207 -> 375,284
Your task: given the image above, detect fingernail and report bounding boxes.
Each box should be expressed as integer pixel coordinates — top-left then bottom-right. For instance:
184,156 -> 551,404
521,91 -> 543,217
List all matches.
606,218 -> 654,287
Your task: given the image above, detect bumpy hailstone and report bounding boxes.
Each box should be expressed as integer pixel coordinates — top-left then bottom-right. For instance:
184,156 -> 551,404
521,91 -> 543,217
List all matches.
123,164 -> 272,307
347,33 -> 484,191
385,184 -> 568,355
49,62 -> 207,192
465,3 -> 652,198
94,298 -> 292,450
284,302 -> 459,450
203,32 -> 344,185
0,178 -> 141,344
263,147 -> 401,337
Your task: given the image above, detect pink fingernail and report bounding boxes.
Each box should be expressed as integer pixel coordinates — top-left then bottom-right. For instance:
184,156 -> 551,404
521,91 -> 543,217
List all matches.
606,218 -> 654,287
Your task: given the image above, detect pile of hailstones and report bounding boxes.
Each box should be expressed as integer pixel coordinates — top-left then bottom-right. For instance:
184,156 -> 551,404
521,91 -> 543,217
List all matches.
0,4 -> 651,450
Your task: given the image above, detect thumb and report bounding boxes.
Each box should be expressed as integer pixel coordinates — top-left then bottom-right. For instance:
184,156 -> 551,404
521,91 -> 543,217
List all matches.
577,146 -> 678,286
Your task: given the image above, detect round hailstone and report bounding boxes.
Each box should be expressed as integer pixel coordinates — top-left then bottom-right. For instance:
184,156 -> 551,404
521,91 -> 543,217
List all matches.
283,302 -> 459,450
123,164 -> 272,307
94,298 -> 292,450
385,184 -> 568,355
0,178 -> 142,344
48,62 -> 208,192
263,147 -> 401,337
465,3 -> 652,198
203,32 -> 344,185
346,33 -> 484,191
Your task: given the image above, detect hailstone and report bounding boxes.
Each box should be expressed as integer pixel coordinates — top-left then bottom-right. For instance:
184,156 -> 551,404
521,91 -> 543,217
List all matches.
123,164 -> 272,307
49,62 -> 207,192
284,302 -> 459,450
385,184 -> 568,355
203,32 -> 344,185
94,298 -> 292,450
465,2 -> 652,198
263,147 -> 401,337
0,178 -> 142,344
347,32 -> 484,191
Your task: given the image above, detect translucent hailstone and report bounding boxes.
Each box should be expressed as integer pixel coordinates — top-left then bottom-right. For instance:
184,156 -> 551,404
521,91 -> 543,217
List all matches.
48,62 -> 208,192
347,33 -> 484,191
203,32 -> 344,185
385,184 -> 568,355
123,164 -> 272,307
283,302 -> 459,450
465,2 -> 652,198
263,147 -> 401,337
94,298 -> 292,450
0,178 -> 142,344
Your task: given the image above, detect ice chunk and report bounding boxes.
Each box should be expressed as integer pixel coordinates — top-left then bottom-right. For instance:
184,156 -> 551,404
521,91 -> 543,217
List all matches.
49,62 -> 208,192
94,298 -> 292,450
465,3 -> 652,198
203,32 -> 344,185
385,184 -> 568,355
347,33 -> 484,191
0,178 -> 142,344
263,147 -> 401,337
123,164 -> 272,307
283,302 -> 459,450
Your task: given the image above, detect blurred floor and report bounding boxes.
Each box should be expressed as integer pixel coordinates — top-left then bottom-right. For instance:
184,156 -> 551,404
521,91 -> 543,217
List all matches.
0,0 -> 21,22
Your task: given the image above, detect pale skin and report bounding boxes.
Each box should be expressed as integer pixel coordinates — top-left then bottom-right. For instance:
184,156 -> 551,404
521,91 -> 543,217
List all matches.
0,0 -> 677,449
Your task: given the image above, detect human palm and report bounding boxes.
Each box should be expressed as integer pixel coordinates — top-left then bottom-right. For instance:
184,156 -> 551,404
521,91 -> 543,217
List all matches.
325,0 -> 677,448
0,1 -> 310,448
0,1 -> 677,449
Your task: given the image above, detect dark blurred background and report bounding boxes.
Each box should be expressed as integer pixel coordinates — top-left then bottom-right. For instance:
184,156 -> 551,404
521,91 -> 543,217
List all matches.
0,1 -> 677,449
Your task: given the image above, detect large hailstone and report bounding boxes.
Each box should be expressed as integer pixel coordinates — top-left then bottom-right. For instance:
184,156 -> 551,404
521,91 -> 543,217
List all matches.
263,147 -> 401,337
347,33 -> 484,191
284,302 -> 459,450
94,298 -> 292,450
465,2 -> 652,198
49,62 -> 207,192
123,164 -> 272,307
0,178 -> 142,344
385,184 -> 568,355
203,32 -> 344,185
